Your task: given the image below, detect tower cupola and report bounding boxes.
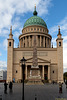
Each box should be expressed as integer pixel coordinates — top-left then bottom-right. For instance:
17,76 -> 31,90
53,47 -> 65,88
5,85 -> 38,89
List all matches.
9,26 -> 13,39
57,26 -> 62,38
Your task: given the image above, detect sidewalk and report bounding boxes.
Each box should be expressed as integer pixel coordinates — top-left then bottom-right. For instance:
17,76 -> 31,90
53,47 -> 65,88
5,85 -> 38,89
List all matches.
0,83 -> 67,100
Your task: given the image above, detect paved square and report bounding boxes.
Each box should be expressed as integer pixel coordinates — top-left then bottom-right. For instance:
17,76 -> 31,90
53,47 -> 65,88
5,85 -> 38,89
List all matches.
0,83 -> 67,100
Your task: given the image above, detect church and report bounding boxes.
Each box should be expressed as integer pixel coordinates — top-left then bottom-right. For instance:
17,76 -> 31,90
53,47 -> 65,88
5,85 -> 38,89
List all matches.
7,6 -> 63,83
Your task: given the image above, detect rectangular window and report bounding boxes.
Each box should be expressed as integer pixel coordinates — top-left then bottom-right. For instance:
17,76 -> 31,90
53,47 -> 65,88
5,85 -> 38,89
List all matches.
59,42 -> 61,46
9,42 -> 11,46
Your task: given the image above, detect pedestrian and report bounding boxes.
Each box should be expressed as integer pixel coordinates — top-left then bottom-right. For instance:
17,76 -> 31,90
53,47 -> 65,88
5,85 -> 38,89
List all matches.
59,82 -> 62,93
53,81 -> 54,84
4,81 -> 8,94
65,80 -> 67,89
9,81 -> 13,92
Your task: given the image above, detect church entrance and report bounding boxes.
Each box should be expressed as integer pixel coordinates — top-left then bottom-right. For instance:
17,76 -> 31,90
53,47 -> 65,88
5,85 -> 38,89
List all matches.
44,74 -> 47,80
44,65 -> 48,81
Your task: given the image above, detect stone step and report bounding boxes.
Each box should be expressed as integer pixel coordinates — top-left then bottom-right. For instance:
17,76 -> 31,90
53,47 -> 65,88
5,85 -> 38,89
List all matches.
26,80 -> 44,85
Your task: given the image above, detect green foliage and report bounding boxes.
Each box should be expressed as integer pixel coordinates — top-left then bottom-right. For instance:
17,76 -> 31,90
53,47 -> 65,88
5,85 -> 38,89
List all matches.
63,72 -> 67,80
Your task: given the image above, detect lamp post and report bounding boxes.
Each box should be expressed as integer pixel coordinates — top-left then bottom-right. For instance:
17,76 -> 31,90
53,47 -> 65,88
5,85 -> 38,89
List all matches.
20,57 -> 27,100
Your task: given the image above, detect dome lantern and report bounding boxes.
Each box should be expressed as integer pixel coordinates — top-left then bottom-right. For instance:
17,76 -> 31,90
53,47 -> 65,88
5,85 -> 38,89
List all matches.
33,5 -> 38,16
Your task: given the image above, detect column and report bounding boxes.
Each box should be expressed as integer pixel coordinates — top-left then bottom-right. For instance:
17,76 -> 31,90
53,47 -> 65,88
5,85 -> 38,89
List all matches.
43,37 -> 45,47
48,65 -> 50,81
23,37 -> 24,47
46,37 -> 48,48
48,38 -> 50,48
32,36 -> 34,47
27,36 -> 29,47
29,36 -> 31,47
25,36 -> 27,47
50,39 -> 51,48
49,39 -> 51,48
30,36 -> 32,47
25,65 -> 27,80
36,35 -> 38,47
19,39 -> 22,48
40,36 -> 42,47
42,65 -> 44,80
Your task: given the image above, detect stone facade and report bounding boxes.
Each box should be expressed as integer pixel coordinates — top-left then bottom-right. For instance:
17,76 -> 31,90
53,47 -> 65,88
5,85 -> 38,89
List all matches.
7,9 -> 63,83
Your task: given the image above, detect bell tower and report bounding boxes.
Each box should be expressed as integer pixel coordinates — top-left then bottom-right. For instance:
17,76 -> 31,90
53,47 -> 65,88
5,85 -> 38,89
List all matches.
7,26 -> 14,82
56,26 -> 63,83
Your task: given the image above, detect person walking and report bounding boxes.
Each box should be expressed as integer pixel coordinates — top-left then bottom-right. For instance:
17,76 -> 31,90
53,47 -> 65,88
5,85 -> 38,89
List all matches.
4,81 -> 8,94
9,81 -> 13,92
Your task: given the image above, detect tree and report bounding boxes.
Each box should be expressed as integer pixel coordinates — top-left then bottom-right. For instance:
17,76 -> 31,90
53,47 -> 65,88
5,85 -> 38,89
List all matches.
63,72 -> 67,82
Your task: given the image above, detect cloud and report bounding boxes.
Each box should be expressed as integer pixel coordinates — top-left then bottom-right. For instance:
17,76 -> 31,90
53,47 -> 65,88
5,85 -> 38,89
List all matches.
3,39 -> 7,50
50,16 -> 67,35
0,0 -> 52,37
37,0 -> 52,16
0,53 -> 2,56
0,61 -> 7,71
64,68 -> 67,73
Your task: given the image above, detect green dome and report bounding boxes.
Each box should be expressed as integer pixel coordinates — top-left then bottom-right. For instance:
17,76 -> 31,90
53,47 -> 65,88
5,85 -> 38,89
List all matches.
23,16 -> 47,28
23,6 -> 47,28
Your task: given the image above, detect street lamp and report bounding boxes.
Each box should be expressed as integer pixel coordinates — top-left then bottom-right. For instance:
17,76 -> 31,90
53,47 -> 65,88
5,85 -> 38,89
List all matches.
20,57 -> 27,100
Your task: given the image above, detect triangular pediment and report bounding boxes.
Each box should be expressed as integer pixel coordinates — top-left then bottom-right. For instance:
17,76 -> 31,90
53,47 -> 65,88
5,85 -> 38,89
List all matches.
26,57 -> 50,63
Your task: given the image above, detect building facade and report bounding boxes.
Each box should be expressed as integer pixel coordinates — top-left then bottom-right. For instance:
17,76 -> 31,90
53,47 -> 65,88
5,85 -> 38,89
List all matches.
0,70 -> 7,80
7,6 -> 63,83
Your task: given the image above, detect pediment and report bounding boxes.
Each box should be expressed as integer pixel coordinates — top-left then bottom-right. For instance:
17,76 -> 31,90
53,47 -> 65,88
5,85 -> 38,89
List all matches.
26,57 -> 50,63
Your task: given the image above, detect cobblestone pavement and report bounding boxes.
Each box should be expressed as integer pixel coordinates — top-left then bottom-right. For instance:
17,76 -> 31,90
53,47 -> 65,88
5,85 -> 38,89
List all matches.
0,83 -> 67,100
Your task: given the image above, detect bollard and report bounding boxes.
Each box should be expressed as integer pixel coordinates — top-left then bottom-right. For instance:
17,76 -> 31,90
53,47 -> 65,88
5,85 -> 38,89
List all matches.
0,95 -> 2,100
35,94 -> 37,100
66,85 -> 67,89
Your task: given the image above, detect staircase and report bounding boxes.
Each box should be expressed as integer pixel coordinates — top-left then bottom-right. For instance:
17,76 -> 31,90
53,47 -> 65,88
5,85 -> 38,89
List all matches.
26,80 -> 44,85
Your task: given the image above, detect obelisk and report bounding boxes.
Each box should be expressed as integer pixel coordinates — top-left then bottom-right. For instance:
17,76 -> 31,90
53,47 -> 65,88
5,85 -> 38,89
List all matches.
32,35 -> 38,67
30,35 -> 41,79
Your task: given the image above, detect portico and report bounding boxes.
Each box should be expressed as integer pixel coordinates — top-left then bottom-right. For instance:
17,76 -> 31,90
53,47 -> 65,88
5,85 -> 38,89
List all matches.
21,58 -> 51,82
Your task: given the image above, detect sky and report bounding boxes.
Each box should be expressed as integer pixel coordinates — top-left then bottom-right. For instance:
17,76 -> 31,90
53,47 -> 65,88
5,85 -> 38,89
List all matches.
0,0 -> 67,72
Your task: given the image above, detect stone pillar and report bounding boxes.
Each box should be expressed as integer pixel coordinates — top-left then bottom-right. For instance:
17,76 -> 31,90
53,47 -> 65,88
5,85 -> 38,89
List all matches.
36,35 -> 38,47
46,37 -> 48,48
23,37 -> 24,47
29,36 -> 31,47
30,36 -> 32,47
27,37 -> 29,47
32,36 -> 34,47
50,39 -> 51,48
25,36 -> 27,47
48,39 -> 50,48
43,37 -> 45,47
49,39 -> 51,48
25,65 -> 27,80
42,65 -> 44,80
40,36 -> 42,47
48,65 -> 50,81
19,39 -> 22,48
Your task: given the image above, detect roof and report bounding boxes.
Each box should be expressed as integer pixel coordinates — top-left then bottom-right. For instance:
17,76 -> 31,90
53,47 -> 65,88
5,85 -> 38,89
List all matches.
23,6 -> 47,28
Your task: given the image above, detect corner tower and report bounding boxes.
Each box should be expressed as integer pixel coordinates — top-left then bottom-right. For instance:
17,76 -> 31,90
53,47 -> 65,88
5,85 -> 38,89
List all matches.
7,26 -> 14,82
56,26 -> 63,83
